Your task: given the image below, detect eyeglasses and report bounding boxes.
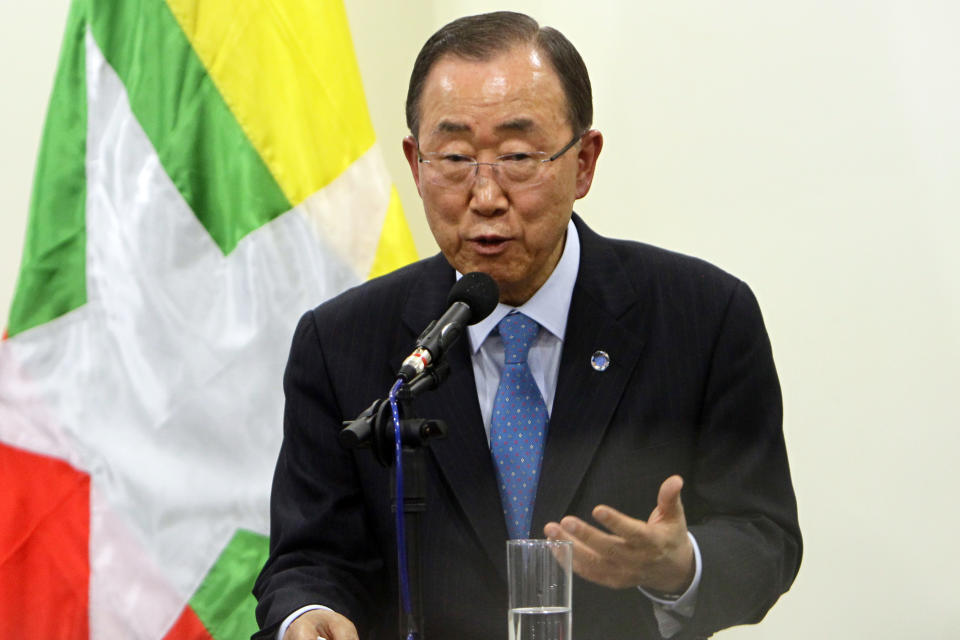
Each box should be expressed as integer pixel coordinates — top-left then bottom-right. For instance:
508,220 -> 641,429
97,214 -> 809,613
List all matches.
418,132 -> 584,189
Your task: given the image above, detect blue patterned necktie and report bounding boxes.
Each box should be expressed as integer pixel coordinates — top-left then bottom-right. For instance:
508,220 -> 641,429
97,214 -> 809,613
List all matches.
490,312 -> 549,539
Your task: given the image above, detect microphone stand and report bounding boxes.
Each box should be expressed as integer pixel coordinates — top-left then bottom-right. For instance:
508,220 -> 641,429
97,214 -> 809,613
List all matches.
339,361 -> 450,640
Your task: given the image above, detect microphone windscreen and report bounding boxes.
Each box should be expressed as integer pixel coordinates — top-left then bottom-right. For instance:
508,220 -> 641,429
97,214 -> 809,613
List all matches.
447,272 -> 499,324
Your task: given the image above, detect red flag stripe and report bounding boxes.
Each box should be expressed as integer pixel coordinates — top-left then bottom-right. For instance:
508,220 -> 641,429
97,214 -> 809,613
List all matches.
0,444 -> 90,639
162,604 -> 214,640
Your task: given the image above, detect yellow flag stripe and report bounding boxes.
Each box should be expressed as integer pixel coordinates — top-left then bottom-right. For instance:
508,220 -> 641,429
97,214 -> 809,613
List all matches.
368,187 -> 419,279
165,0 -> 376,206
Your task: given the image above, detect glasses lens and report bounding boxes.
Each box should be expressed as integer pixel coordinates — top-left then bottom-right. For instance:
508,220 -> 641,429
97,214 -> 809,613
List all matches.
425,156 -> 469,186
500,156 -> 540,183
421,152 -> 549,188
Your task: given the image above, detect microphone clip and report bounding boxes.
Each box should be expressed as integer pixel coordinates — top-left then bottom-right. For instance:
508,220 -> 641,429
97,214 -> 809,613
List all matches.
339,393 -> 448,468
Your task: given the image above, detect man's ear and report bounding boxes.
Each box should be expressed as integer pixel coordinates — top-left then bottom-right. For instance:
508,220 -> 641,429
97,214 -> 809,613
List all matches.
575,129 -> 603,199
402,135 -> 424,197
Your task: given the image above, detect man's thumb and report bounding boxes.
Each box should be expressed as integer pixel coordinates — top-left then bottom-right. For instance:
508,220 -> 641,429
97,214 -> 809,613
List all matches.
657,474 -> 685,520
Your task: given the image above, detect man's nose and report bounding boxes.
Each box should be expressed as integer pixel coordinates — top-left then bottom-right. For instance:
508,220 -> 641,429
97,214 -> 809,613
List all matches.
469,163 -> 508,216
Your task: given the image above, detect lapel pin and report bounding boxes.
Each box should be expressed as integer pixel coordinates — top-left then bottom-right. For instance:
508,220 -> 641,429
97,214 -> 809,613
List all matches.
590,350 -> 610,371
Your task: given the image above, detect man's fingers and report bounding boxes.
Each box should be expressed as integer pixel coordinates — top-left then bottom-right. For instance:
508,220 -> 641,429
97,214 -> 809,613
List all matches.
545,515 -> 612,551
590,504 -> 647,540
655,475 -> 685,522
324,615 -> 360,640
542,476 -> 693,591
545,516 -> 655,589
545,519 -> 615,583
559,514 -> 623,553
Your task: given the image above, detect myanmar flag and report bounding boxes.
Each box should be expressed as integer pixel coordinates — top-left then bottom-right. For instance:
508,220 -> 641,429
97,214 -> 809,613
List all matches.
0,1 -> 417,638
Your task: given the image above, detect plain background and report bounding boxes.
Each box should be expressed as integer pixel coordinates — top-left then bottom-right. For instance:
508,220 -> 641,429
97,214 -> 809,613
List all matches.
2,1 -> 958,637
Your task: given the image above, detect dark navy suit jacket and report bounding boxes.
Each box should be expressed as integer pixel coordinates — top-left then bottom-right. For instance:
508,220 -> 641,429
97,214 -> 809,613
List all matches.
253,215 -> 801,639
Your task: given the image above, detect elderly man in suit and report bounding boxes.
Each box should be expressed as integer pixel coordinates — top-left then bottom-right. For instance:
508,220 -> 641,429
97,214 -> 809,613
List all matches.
253,11 -> 801,640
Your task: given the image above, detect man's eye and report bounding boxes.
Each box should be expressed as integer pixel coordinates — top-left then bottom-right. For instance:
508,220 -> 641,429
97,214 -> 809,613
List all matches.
500,153 -> 534,162
441,154 -> 474,163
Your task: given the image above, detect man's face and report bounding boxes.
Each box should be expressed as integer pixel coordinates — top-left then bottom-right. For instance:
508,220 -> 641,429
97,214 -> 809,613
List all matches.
403,45 -> 602,305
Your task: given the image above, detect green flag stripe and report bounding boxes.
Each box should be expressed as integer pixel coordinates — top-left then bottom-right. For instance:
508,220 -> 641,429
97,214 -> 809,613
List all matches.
88,0 -> 292,255
189,529 -> 269,640
7,1 -> 88,338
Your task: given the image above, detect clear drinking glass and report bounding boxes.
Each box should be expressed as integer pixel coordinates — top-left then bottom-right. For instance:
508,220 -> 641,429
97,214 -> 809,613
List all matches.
506,539 -> 573,640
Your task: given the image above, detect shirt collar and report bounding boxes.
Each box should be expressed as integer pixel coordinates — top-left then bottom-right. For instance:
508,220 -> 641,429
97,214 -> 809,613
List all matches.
465,218 -> 581,352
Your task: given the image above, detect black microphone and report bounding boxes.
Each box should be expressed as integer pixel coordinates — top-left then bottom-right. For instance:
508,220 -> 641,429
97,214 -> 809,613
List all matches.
398,272 -> 499,381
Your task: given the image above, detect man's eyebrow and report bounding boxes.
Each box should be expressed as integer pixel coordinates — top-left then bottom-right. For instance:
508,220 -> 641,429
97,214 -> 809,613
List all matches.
433,120 -> 472,134
496,118 -> 536,133
430,118 -> 538,136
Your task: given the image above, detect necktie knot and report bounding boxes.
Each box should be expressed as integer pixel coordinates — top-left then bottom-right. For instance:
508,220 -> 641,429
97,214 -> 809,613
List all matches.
498,312 -> 540,364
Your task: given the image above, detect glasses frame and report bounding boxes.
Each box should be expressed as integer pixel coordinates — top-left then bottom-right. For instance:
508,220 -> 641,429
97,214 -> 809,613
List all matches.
417,131 -> 585,188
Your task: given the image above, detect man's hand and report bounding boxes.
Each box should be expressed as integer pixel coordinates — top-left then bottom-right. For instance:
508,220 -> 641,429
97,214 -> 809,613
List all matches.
284,609 -> 358,640
543,474 -> 695,594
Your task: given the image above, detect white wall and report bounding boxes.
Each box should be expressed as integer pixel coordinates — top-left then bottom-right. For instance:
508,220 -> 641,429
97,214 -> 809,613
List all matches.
4,1 -> 959,637
0,0 -> 72,332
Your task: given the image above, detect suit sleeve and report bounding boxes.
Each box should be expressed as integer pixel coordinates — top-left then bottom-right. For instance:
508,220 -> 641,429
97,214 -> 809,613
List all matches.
252,311 -> 384,639
682,280 -> 802,637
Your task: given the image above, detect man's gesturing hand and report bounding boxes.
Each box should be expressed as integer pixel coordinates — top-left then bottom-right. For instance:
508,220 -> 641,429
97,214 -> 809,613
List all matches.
543,474 -> 695,594
284,609 -> 358,640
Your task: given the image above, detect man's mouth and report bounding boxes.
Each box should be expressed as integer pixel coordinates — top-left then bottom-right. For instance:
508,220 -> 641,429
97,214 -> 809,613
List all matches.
475,235 -> 506,245
469,235 -> 511,253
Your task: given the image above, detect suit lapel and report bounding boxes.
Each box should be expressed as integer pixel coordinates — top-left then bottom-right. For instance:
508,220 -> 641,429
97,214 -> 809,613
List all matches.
531,217 -> 648,532
393,257 -> 510,579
